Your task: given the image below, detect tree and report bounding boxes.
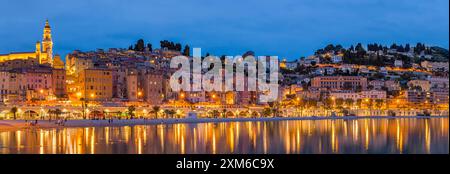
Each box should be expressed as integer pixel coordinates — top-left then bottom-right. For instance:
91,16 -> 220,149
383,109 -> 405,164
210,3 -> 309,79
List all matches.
222,109 -> 227,118
356,99 -> 363,109
147,43 -> 153,52
345,99 -> 354,107
323,98 -> 334,116
164,110 -> 172,118
211,110 -> 220,118
10,107 -> 18,120
175,43 -> 182,51
268,102 -> 279,117
48,109 -> 54,120
160,40 -> 182,51
127,105 -> 136,119
366,99 -> 374,109
54,109 -> 62,120
152,106 -> 160,119
134,39 -> 145,52
405,44 -> 410,52
295,98 -> 306,117
375,99 -> 384,109
307,100 -> 318,108
164,110 -> 170,118
335,98 -> 344,108
169,110 -> 176,118
262,108 -> 272,117
183,45 -> 190,56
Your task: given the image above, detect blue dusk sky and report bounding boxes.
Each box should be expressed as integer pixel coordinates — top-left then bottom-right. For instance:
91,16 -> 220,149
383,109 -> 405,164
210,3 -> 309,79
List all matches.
0,0 -> 448,60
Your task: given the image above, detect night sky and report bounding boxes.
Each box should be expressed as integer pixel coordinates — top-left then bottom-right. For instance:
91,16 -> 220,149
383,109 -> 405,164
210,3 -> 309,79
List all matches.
0,0 -> 448,60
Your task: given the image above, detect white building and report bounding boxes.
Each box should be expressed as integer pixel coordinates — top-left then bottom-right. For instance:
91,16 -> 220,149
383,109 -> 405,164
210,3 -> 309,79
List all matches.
385,80 -> 401,91
421,61 -> 449,71
369,80 -> 385,90
329,90 -> 387,101
331,55 -> 343,63
300,56 -> 320,66
428,76 -> 449,89
285,60 -> 299,70
394,60 -> 403,67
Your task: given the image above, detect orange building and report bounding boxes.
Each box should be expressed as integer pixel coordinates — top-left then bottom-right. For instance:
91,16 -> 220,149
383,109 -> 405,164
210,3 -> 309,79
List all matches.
79,68 -> 113,101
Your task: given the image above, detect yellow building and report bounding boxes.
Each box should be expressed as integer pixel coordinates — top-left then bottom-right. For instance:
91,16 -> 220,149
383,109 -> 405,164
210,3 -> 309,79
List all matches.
78,68 -> 113,101
0,20 -> 54,65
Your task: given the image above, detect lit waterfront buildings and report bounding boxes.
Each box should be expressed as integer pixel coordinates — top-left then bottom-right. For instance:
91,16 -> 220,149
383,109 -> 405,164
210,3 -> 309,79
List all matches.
144,72 -> 166,105
0,21 -> 448,120
329,90 -> 387,101
78,68 -> 113,101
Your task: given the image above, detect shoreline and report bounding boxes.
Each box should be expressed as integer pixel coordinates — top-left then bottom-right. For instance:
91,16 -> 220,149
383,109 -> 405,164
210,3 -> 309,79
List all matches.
0,115 -> 448,132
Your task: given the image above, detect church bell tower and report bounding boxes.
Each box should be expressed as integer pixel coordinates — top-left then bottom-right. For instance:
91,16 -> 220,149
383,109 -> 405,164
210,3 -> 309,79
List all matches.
41,19 -> 53,64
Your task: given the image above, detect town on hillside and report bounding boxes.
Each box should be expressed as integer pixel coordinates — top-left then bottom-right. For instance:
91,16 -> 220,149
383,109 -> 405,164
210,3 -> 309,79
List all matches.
0,21 -> 448,119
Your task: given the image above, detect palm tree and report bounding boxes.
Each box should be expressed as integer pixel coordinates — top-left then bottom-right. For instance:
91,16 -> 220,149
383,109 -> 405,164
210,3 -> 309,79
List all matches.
127,105 -> 136,119
345,99 -> 354,108
307,100 -> 318,116
356,99 -> 363,109
262,108 -> 272,117
296,98 -> 305,117
10,107 -> 18,120
152,106 -> 160,119
211,110 -> 219,118
222,109 -> 227,118
336,98 -> 344,108
48,109 -> 54,120
169,110 -> 176,118
164,110 -> 172,118
268,102 -> 279,117
323,98 -> 333,116
54,109 -> 62,120
375,99 -> 384,109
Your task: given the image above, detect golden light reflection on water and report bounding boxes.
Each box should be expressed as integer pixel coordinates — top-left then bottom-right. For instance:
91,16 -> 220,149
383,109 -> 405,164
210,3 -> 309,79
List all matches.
0,118 -> 448,154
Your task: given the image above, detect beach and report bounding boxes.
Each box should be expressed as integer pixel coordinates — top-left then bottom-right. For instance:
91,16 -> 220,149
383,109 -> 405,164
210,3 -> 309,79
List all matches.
0,115 -> 447,132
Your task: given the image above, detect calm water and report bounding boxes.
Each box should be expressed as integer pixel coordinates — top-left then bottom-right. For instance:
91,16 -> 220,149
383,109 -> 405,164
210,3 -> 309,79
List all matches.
0,118 -> 448,154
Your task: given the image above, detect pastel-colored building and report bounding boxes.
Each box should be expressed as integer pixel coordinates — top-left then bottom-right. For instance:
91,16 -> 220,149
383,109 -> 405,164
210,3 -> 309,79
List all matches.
311,76 -> 367,91
79,68 -> 113,101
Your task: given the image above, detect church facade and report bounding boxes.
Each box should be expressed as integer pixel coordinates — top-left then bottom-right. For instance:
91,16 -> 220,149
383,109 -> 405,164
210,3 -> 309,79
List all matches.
0,20 -> 54,65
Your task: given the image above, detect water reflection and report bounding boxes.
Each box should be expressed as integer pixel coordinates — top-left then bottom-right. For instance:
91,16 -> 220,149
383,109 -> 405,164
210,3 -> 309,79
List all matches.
0,118 -> 448,154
